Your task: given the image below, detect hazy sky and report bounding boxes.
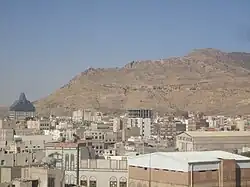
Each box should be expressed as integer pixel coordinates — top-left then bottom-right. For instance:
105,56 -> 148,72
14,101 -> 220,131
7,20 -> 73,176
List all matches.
0,0 -> 250,105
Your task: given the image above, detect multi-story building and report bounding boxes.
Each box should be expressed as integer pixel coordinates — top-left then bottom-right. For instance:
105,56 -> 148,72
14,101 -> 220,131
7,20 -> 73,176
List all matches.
84,109 -> 93,121
72,109 -> 84,123
113,118 -> 123,133
153,120 -> 186,138
0,166 -> 64,187
127,118 -> 151,138
79,158 -> 128,187
127,109 -> 153,119
27,118 -> 51,130
44,141 -> 96,186
0,151 -> 45,167
9,93 -> 35,121
15,135 -> 53,151
176,131 -> 250,152
128,151 -> 250,187
21,166 -> 64,187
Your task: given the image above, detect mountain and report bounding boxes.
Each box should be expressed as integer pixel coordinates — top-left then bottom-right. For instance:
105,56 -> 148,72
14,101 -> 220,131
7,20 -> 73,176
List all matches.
34,48 -> 250,116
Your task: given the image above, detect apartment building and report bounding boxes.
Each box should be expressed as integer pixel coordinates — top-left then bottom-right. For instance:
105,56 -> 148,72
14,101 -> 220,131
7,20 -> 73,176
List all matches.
127,109 -> 153,119
127,118 -> 152,138
26,118 -> 50,130
72,109 -> 84,123
44,141 -> 96,186
128,151 -> 250,187
176,131 -> 250,152
153,120 -> 186,138
0,151 -> 45,167
113,118 -> 123,133
14,135 -> 53,151
21,166 -> 64,187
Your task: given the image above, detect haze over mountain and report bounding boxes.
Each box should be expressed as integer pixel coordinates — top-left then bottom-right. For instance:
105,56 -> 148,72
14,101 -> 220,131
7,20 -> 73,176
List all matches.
34,48 -> 250,116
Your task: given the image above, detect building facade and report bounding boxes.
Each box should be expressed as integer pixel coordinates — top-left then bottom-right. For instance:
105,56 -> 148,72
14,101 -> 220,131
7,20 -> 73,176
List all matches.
9,93 -> 36,121
128,151 -> 250,187
176,131 -> 250,152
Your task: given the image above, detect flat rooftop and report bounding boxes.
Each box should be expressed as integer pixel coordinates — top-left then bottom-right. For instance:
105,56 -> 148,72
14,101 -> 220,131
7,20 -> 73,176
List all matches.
128,151 -> 250,172
182,131 -> 250,137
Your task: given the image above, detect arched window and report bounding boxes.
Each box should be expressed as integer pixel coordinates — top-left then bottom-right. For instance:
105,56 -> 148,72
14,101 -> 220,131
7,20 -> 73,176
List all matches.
65,154 -> 69,170
70,154 -> 75,170
120,177 -> 127,187
109,176 -> 117,187
80,176 -> 87,187
89,176 -> 97,187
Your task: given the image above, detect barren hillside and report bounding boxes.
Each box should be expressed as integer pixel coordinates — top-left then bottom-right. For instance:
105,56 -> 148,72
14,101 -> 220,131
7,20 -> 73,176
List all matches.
34,48 -> 250,116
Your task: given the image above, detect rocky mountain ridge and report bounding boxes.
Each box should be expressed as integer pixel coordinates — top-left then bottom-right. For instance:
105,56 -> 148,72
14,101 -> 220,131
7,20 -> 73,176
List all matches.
34,48 -> 250,116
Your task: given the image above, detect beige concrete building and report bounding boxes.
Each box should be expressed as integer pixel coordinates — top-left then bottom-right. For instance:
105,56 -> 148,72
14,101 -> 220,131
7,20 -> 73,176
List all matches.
26,119 -> 50,130
21,166 -> 64,187
0,167 -> 22,183
78,159 -> 128,187
44,141 -> 128,186
128,151 -> 250,187
176,131 -> 250,152
0,151 -> 45,167
0,166 -> 63,187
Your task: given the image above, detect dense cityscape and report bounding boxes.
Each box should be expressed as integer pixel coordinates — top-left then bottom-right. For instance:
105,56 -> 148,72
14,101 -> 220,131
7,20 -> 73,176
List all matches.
1,1 -> 250,187
0,92 -> 250,187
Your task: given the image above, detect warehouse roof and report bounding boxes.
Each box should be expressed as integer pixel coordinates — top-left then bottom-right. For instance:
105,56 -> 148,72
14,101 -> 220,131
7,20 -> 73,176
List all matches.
128,151 -> 250,172
181,131 -> 250,137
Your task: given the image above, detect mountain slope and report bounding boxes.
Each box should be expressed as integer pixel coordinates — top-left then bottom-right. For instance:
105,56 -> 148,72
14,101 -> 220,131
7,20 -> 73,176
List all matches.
34,48 -> 250,116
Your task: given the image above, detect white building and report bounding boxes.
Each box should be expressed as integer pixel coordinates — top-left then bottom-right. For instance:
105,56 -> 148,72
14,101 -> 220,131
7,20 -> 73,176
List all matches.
113,118 -> 122,132
128,151 -> 250,172
26,119 -> 50,130
44,129 -> 61,141
127,118 -> 151,138
72,109 -> 84,123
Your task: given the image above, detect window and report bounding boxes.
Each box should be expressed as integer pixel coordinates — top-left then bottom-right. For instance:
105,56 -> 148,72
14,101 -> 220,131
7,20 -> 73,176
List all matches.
80,176 -> 87,187
89,177 -> 97,187
109,177 -> 117,187
1,160 -> 5,165
65,154 -> 69,170
70,154 -> 75,170
119,177 -> 127,187
48,177 -> 55,187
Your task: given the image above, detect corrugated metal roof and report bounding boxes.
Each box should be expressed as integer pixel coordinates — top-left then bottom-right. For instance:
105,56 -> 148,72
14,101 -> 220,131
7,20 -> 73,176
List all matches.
184,131 -> 250,137
128,151 -> 250,172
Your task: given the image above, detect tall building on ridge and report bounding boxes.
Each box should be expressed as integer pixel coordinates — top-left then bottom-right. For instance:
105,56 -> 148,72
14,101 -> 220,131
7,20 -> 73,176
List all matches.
9,93 -> 36,120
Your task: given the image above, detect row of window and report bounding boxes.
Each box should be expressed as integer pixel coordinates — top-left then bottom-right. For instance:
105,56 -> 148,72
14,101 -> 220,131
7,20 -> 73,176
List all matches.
65,154 -> 75,170
80,177 -> 127,187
